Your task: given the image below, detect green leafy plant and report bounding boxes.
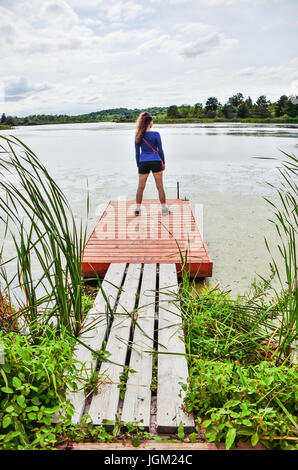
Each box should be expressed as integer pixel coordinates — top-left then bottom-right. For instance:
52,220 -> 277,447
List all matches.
181,360 -> 298,450
118,366 -> 136,400
0,327 -> 78,449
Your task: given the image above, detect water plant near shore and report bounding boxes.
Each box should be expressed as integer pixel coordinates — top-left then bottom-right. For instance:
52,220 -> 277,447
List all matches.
175,151 -> 297,449
0,135 -> 89,339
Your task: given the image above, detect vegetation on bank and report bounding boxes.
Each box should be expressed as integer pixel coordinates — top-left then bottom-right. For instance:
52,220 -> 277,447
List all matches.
0,136 -> 297,449
177,150 -> 297,449
1,93 -> 298,127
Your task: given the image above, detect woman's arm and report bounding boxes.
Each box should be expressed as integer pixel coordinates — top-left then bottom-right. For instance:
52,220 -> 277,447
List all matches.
135,140 -> 140,167
156,132 -> 165,164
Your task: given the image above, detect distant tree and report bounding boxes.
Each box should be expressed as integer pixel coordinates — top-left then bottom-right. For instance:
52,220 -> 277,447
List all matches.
192,102 -> 204,118
286,99 -> 298,117
237,101 -> 250,118
275,95 -> 289,117
245,96 -> 253,108
227,93 -> 244,108
167,105 -> 180,119
179,104 -> 192,118
205,97 -> 220,112
254,95 -> 271,118
1,113 -> 6,123
6,116 -> 15,126
221,104 -> 236,119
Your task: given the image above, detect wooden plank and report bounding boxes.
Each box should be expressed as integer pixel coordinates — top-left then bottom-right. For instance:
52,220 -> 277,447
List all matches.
68,440 -> 266,450
121,264 -> 156,429
88,263 -> 142,427
67,263 -> 126,424
157,263 -> 195,433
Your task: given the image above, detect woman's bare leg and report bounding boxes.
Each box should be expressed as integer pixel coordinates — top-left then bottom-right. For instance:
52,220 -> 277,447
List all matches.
152,171 -> 166,204
136,173 -> 149,206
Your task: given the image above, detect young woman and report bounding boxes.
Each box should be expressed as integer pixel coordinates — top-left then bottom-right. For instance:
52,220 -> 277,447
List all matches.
134,112 -> 170,216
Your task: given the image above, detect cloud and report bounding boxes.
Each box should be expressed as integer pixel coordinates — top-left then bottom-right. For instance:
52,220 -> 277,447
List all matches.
41,0 -> 79,28
177,22 -> 216,35
0,23 -> 16,43
179,32 -> 238,58
150,0 -> 190,3
105,1 -> 154,22
5,77 -> 52,102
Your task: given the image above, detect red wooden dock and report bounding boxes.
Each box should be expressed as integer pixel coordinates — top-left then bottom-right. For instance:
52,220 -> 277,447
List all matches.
82,199 -> 212,278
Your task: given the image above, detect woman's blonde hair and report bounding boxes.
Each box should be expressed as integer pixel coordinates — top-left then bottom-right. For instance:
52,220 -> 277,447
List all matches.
135,112 -> 153,143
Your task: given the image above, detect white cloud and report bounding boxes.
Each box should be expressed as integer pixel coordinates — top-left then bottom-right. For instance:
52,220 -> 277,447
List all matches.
42,0 -> 79,23
179,32 -> 238,58
105,1 -> 154,22
177,22 -> 216,35
150,0 -> 190,3
4,77 -> 52,102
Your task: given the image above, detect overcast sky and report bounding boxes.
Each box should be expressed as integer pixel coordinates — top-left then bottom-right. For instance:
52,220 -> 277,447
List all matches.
0,0 -> 297,116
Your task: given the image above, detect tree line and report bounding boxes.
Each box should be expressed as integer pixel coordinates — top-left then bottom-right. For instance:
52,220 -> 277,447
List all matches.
1,93 -> 298,127
166,93 -> 298,119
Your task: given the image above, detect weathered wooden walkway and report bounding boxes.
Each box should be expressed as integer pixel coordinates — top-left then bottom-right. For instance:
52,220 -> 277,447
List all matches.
68,262 -> 194,433
82,199 -> 212,278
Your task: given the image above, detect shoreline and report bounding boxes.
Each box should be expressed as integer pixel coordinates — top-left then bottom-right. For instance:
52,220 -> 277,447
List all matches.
1,117 -> 298,129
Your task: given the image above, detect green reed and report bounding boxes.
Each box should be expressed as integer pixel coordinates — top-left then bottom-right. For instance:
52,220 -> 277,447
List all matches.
257,151 -> 297,361
176,151 -> 297,365
0,135 -> 89,339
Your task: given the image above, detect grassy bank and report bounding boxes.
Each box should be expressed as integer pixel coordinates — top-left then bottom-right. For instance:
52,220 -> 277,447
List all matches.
153,117 -> 298,124
0,125 -> 11,130
175,150 -> 297,449
5,117 -> 298,126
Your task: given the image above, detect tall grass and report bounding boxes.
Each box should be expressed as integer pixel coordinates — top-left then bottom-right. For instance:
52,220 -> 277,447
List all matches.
0,135 -> 89,339
177,151 -> 297,365
257,151 -> 297,361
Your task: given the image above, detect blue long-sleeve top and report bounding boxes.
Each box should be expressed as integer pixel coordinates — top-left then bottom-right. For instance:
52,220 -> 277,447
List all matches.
135,131 -> 165,167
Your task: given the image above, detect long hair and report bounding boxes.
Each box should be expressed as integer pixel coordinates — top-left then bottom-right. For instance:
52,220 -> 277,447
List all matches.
135,112 -> 153,143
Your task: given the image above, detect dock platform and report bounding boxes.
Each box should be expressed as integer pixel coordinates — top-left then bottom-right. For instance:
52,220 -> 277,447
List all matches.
82,199 -> 212,278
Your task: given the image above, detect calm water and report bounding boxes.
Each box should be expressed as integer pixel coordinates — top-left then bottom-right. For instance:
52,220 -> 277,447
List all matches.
1,122 -> 297,295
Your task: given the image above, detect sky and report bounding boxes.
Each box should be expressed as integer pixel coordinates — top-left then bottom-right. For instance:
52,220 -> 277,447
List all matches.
0,0 -> 298,116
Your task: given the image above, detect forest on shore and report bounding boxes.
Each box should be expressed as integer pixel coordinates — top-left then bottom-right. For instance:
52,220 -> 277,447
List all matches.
1,93 -> 298,128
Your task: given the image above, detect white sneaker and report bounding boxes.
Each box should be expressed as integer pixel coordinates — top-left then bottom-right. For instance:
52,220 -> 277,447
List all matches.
162,206 -> 170,216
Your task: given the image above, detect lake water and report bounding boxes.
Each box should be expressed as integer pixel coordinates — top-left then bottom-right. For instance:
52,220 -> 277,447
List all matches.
1,122 -> 297,296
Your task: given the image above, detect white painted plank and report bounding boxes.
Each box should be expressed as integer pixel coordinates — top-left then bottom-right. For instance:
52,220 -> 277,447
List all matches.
157,263 -> 194,433
121,263 -> 156,429
88,263 -> 142,427
67,263 -> 126,424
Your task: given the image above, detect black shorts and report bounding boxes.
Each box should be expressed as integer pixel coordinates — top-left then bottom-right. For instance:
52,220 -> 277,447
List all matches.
138,160 -> 163,174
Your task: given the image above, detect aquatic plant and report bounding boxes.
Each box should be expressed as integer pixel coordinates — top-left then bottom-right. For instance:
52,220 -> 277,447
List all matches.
0,135 -> 89,339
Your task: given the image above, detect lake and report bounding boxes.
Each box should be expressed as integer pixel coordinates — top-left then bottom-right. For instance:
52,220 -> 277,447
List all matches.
1,122 -> 297,295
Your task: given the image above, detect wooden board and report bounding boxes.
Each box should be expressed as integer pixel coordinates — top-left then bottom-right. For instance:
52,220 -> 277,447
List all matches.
68,440 -> 266,450
156,263 -> 195,433
82,199 -> 212,278
88,263 -> 142,427
121,263 -> 156,429
67,263 -> 126,424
